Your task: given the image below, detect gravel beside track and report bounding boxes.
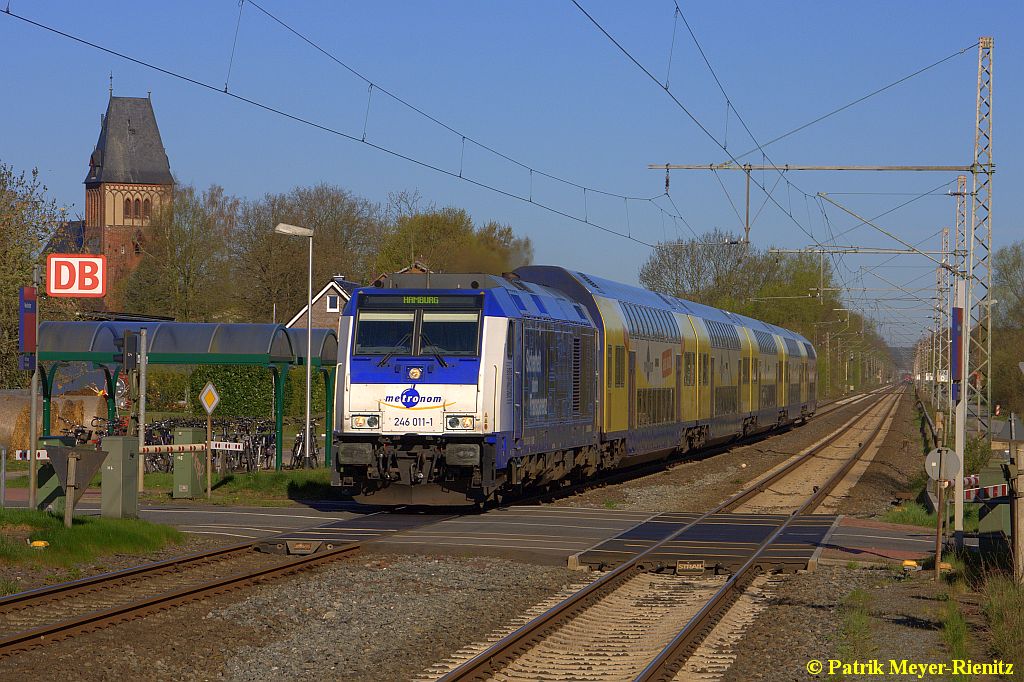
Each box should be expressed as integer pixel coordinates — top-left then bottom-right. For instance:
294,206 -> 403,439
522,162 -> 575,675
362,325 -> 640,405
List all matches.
420,573 -> 727,682
216,553 -> 580,682
551,395 -> 880,513
720,566 -> 949,682
733,393 -> 899,515
0,553 -> 579,681
833,391 -> 925,516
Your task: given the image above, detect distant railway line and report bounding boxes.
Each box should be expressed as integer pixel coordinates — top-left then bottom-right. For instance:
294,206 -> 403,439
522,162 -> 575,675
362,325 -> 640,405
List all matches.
422,387 -> 902,681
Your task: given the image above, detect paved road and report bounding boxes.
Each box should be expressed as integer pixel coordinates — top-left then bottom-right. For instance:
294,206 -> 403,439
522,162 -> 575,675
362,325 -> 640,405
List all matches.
3,486 -> 964,565
2,488 -> 367,539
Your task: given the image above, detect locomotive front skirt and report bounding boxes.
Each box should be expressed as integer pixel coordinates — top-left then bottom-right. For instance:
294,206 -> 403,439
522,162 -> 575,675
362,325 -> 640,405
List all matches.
332,266 -> 816,505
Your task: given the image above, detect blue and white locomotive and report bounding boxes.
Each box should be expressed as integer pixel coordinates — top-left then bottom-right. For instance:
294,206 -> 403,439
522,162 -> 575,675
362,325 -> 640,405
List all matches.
332,266 -> 817,505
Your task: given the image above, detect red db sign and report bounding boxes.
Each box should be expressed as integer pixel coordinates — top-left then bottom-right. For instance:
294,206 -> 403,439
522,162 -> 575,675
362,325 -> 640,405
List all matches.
46,254 -> 107,298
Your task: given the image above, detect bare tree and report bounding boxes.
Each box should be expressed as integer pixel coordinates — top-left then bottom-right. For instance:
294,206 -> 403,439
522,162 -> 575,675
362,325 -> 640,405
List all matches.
125,185 -> 236,321
230,184 -> 386,322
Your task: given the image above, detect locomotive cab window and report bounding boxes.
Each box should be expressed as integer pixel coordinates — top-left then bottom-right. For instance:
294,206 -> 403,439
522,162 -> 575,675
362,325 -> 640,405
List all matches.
420,312 -> 480,357
354,311 -> 415,355
353,294 -> 482,357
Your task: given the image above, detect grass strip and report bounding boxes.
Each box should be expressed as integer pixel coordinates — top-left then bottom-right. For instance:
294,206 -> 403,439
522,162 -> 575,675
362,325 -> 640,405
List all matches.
7,465 -> 337,506
940,593 -> 970,681
882,501 -> 979,532
981,575 -> 1024,672
0,508 -> 182,570
141,467 -> 336,506
836,588 -> 876,671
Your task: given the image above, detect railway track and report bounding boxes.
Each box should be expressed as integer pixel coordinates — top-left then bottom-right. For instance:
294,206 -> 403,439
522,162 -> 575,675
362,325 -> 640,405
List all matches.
510,387 -> 885,508
0,389 -> 887,661
0,535 -> 364,657
422,387 -> 903,682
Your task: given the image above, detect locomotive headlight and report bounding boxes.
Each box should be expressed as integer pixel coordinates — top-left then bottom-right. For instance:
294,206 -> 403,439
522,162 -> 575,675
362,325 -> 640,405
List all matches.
446,415 -> 475,430
352,415 -> 379,429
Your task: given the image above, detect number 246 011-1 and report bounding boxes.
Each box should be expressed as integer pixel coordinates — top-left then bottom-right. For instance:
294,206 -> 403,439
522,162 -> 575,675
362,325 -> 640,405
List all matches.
393,417 -> 433,427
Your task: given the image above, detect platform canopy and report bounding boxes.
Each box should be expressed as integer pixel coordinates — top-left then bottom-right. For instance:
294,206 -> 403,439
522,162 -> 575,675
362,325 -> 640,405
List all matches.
34,321 -> 341,470
37,321 -> 296,366
285,328 -> 339,368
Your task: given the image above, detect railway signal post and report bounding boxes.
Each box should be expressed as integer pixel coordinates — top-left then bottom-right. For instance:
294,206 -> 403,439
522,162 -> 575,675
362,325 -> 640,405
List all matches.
199,382 -> 220,500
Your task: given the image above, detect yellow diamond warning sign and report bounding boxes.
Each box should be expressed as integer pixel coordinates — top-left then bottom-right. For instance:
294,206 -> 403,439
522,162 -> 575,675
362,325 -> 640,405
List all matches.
199,382 -> 220,415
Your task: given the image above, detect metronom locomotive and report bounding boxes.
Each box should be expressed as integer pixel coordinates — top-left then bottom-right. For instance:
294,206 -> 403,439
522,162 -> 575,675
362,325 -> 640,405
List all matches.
331,266 -> 817,504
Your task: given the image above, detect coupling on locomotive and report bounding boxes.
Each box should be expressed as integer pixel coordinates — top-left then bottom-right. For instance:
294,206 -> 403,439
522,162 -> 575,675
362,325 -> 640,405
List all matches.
331,266 -> 816,505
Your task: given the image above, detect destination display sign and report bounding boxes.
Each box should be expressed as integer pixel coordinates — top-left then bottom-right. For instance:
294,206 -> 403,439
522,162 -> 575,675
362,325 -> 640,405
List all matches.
359,294 -> 483,309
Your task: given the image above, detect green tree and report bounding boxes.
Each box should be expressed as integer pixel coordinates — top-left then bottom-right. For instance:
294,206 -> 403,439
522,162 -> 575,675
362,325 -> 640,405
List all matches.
0,163 -> 64,389
991,241 -> 1024,413
374,206 -> 532,275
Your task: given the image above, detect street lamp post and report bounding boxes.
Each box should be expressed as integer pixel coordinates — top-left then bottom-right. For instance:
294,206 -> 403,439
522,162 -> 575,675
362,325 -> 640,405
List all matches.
275,223 -> 315,470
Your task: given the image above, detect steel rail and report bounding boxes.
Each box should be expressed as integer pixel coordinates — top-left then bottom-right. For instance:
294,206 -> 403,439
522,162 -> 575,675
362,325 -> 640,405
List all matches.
715,390 -> 893,513
634,389 -> 902,681
510,388 -> 884,509
0,542 -> 362,656
435,389 -> 897,681
0,542 -> 254,610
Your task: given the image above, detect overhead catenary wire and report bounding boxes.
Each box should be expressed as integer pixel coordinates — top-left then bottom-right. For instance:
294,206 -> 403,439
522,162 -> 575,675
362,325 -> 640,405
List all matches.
570,0 -> 839,261
667,1 -> 858,297
245,0 -> 672,205
617,1 -> 971,335
245,0 -> 711,242
223,0 -> 245,92
729,41 -> 979,160
821,179 -> 956,244
2,8 -> 674,248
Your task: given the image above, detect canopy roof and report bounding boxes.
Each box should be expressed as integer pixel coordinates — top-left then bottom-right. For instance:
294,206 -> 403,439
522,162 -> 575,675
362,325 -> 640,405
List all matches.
285,328 -> 339,367
36,321 -> 337,367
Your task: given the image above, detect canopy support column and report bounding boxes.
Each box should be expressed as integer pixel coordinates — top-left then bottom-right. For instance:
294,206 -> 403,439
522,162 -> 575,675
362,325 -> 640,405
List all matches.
272,365 -> 288,470
101,365 -> 118,430
322,367 -> 335,471
40,364 -> 52,437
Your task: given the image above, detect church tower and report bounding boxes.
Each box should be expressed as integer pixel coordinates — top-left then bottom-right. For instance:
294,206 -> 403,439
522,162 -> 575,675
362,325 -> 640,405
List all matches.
83,94 -> 174,292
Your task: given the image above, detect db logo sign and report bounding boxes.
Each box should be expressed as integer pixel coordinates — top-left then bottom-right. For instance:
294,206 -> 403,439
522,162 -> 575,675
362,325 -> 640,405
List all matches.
46,254 -> 107,298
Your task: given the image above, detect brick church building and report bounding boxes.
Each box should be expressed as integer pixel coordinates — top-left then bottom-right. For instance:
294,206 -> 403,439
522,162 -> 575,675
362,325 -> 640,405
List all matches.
82,94 -> 174,299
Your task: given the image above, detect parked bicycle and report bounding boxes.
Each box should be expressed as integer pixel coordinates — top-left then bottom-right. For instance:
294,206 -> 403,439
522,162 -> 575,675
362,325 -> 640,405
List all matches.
289,419 -> 320,469
58,416 -> 94,446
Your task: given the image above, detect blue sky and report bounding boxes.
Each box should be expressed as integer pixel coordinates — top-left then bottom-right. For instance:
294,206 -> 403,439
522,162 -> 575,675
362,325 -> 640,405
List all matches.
2,1 -> 1020,345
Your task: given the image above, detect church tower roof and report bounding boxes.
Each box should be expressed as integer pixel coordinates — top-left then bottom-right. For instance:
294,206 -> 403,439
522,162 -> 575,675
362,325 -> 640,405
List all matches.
85,96 -> 173,185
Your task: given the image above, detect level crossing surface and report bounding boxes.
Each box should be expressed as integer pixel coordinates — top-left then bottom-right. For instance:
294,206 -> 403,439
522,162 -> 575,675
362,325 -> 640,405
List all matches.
4,488 -> 946,567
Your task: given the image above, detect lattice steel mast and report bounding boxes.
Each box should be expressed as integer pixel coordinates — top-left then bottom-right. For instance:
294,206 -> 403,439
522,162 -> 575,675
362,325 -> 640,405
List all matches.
967,37 -> 994,434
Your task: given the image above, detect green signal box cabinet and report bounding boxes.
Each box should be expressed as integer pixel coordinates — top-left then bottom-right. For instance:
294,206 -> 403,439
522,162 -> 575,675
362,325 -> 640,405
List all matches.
173,428 -> 206,499
977,459 -> 1011,553
100,436 -> 139,518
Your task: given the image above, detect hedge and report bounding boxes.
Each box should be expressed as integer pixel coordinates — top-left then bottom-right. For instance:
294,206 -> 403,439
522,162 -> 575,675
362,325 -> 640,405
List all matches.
184,365 -> 328,418
146,368 -> 192,411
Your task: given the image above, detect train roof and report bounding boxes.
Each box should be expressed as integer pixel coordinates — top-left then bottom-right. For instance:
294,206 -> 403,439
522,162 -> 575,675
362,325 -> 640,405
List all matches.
515,266 -> 811,346
348,272 -> 596,327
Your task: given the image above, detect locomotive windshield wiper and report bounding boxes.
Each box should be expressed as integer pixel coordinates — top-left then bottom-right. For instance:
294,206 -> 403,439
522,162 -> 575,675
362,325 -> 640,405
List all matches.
376,333 -> 412,367
418,332 -> 449,367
